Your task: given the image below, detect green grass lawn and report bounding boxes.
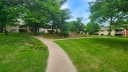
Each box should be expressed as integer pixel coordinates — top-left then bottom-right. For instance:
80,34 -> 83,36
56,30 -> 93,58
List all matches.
55,38 -> 128,72
0,34 -> 48,72
43,33 -> 87,39
78,34 -> 86,37
43,33 -> 66,39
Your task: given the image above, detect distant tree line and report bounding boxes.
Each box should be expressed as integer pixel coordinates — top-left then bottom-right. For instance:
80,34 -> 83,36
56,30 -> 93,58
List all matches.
60,17 -> 86,37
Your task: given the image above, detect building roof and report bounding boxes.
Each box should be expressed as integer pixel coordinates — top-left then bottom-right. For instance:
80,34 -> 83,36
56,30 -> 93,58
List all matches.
100,26 -> 125,31
100,27 -> 108,30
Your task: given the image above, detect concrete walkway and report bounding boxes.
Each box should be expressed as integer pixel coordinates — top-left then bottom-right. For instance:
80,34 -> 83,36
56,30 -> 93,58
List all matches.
34,36 -> 76,72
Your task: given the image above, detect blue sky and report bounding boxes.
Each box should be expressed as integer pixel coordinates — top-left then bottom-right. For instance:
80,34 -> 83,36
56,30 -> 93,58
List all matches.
61,0 -> 95,25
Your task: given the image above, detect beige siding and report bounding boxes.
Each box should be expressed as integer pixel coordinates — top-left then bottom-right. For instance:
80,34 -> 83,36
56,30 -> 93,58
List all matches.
110,30 -> 115,36
99,30 -> 109,35
6,25 -> 19,32
97,27 -> 125,36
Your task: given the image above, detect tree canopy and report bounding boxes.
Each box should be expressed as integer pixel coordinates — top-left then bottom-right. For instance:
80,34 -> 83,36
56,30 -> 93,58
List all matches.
22,0 -> 62,34
89,0 -> 128,26
88,0 -> 128,35
0,0 -> 23,35
86,21 -> 100,34
0,0 -> 70,35
67,17 -> 85,33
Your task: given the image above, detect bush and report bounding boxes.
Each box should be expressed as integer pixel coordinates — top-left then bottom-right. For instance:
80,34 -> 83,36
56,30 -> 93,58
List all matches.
47,30 -> 53,33
60,31 -> 70,37
19,29 -> 26,33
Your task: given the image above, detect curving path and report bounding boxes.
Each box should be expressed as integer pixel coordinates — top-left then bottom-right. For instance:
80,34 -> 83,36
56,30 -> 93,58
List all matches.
34,35 -> 76,72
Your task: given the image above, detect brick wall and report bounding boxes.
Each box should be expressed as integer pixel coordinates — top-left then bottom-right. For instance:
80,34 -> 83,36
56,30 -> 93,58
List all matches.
122,29 -> 128,37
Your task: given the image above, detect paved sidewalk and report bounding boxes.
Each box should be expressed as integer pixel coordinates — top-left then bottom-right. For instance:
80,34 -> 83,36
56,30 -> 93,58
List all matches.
35,36 -> 76,72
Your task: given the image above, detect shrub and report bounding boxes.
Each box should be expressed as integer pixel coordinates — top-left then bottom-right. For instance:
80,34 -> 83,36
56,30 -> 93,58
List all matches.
60,31 -> 70,37
47,30 -> 53,33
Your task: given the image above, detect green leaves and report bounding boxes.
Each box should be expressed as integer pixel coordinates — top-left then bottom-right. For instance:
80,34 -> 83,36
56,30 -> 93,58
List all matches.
89,0 -> 128,26
67,17 -> 85,34
86,21 -> 100,34
23,0 -> 62,25
0,0 -> 70,34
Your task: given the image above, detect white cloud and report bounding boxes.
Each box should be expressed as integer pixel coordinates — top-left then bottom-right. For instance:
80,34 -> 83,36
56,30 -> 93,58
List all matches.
68,4 -> 90,24
85,0 -> 96,2
61,3 -> 68,9
68,11 -> 91,24
64,0 -> 92,24
82,12 -> 91,24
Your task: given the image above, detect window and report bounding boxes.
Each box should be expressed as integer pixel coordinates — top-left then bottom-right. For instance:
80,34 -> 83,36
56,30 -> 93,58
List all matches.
11,29 -> 16,31
100,30 -> 104,32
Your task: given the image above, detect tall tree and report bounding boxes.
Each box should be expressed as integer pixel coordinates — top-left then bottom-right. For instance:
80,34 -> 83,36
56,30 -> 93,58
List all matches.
0,0 -> 25,35
89,0 -> 128,34
23,0 -> 61,34
57,0 -> 67,5
67,17 -> 86,34
116,0 -> 128,13
59,8 -> 71,36
50,0 -> 62,33
86,21 -> 100,34
69,17 -> 85,33
0,2 -> 4,33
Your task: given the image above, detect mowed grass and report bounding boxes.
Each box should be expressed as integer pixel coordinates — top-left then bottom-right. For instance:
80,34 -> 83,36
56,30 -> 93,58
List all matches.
55,38 -> 128,72
43,33 -> 65,39
43,33 -> 86,39
0,34 -> 48,72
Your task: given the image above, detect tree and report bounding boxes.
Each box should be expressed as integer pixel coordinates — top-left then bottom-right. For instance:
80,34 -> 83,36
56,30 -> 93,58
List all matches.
0,0 -> 71,35
0,0 -> 63,35
57,0 -> 67,5
60,22 -> 70,37
50,0 -> 70,34
89,0 -> 128,34
68,17 -> 85,33
50,0 -> 63,33
68,21 -> 76,32
22,0 -> 61,34
0,0 -> 25,35
0,2 -> 4,33
75,17 -> 85,33
112,19 -> 128,29
90,0 -> 120,24
0,2 -> 8,34
86,21 -> 100,34
116,0 -> 128,13
59,9 -> 71,36
60,9 -> 71,25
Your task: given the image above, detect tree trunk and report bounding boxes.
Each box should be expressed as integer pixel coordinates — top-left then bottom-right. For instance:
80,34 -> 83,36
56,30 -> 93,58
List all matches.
3,22 -> 8,35
108,20 -> 113,35
37,27 -> 39,33
35,24 -> 37,33
124,28 -> 127,37
52,25 -> 54,33
32,23 -> 35,35
32,23 -> 37,35
52,21 -> 55,33
0,26 -> 3,33
108,29 -> 111,35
